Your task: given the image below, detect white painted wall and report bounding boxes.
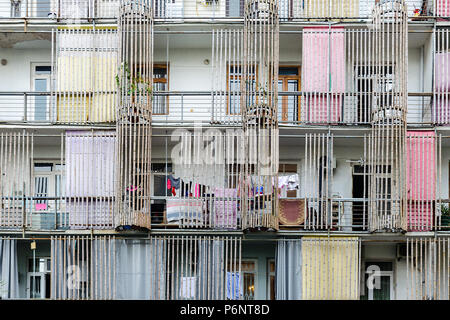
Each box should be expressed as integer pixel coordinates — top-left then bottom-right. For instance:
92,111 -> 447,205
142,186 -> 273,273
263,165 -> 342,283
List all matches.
0,47 -> 51,121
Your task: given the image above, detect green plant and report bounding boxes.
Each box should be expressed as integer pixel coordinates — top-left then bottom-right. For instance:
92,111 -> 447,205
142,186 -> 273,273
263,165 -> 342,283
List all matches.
441,203 -> 450,216
115,62 -> 152,96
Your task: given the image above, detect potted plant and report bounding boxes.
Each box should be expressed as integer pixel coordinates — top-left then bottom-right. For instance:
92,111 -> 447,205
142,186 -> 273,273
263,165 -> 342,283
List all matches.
116,62 -> 153,122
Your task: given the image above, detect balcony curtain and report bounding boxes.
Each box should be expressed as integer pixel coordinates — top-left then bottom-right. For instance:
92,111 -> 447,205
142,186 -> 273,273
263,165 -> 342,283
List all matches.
115,239 -> 165,300
56,30 -> 117,123
65,130 -> 116,229
275,239 -> 302,300
304,0 -> 359,18
434,52 -> 450,124
301,236 -> 359,300
406,131 -> 436,231
197,239 -> 226,299
51,237 -> 115,299
302,27 -> 345,123
436,0 -> 450,17
0,239 -> 19,299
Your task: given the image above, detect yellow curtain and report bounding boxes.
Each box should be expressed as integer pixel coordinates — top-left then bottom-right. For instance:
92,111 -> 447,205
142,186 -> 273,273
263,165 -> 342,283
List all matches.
302,236 -> 360,300
57,55 -> 92,123
90,55 -> 117,122
304,0 -> 359,19
56,48 -> 117,123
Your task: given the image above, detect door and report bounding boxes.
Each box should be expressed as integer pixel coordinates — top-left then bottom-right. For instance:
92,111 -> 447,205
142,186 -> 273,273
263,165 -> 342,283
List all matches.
352,165 -> 369,231
27,257 -> 51,299
362,261 -> 394,300
278,66 -> 300,123
32,162 -> 65,229
31,64 -> 51,121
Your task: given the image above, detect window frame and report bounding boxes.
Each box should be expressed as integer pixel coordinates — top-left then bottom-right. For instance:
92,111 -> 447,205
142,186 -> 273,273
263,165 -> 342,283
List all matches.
226,64 -> 258,115
27,256 -> 51,299
278,161 -> 300,198
266,258 -> 275,300
362,259 -> 395,300
31,62 -> 52,122
153,63 -> 170,115
32,160 -> 65,214
241,258 -> 258,300
278,65 -> 301,122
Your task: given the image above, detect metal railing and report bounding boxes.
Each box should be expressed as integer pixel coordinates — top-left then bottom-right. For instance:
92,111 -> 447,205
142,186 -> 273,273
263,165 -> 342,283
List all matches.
0,0 -> 446,21
0,91 -> 439,126
2,195 -> 449,232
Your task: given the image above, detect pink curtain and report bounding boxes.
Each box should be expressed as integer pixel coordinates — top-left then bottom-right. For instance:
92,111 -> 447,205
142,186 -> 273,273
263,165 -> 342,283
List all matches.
213,188 -> 238,229
434,52 -> 450,124
436,0 -> 450,17
302,27 -> 345,123
66,130 -> 116,229
406,131 -> 436,231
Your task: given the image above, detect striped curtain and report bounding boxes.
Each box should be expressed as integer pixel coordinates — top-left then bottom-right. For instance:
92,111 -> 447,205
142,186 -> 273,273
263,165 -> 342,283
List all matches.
302,27 -> 345,123
301,236 -> 360,299
406,131 -> 436,231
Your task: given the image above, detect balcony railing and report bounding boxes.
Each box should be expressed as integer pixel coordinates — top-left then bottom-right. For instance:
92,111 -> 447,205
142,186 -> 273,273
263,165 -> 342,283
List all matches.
2,196 -> 449,232
0,91 -> 438,126
0,0 -> 447,21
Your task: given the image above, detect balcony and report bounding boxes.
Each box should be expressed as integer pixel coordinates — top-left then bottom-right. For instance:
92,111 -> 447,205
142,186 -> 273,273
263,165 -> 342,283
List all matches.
0,0 -> 447,22
0,90 -> 438,126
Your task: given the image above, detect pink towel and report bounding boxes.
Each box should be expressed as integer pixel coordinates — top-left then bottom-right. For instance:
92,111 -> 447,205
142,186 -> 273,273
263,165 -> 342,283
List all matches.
35,203 -> 47,211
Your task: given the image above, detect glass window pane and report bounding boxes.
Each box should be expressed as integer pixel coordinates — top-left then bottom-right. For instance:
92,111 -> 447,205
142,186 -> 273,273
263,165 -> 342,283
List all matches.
154,175 -> 168,196
279,67 -> 299,76
151,163 -> 172,173
34,78 -> 48,121
45,274 -> 51,298
30,275 -> 42,298
241,261 -> 255,272
154,67 -> 167,79
34,163 -> 53,172
35,66 -> 51,74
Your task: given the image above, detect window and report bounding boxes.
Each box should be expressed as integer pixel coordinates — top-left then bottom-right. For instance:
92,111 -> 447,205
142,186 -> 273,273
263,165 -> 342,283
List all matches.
278,66 -> 301,123
32,0 -> 51,18
352,165 -> 369,231
27,257 -> 51,299
153,64 -> 169,115
227,65 -> 257,115
267,259 -> 275,300
31,64 -> 51,121
151,163 -> 173,224
279,163 -> 299,198
33,161 -> 65,214
242,260 -> 257,300
361,261 -> 394,300
226,0 -> 245,17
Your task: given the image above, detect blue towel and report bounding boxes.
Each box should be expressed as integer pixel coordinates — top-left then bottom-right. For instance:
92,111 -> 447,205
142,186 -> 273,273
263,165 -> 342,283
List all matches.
226,272 -> 241,300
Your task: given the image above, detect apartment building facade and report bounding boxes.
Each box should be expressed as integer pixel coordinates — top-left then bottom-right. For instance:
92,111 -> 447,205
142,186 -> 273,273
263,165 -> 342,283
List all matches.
0,0 -> 449,300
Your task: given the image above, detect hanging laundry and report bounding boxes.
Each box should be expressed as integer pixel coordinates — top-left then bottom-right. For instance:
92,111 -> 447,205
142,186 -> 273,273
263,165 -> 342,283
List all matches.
168,175 -> 181,189
226,272 -> 241,300
278,174 -> 299,190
